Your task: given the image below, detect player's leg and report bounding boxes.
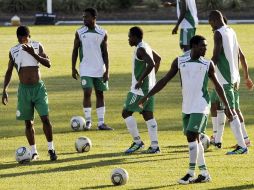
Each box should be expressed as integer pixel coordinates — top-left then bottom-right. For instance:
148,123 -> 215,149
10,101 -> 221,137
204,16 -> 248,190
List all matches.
35,81 -> 57,161
25,120 -> 38,160
94,77 -> 112,130
210,90 -> 219,145
122,92 -> 144,153
81,76 -> 93,129
215,103 -> 226,149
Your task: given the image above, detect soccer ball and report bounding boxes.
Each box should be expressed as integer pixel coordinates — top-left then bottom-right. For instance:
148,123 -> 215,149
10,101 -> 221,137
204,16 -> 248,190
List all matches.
75,136 -> 92,153
200,133 -> 210,151
15,146 -> 32,164
70,116 -> 86,131
111,168 -> 129,186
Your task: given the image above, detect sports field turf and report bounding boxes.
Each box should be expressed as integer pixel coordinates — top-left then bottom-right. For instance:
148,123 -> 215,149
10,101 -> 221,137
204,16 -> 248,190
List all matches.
0,24 -> 254,190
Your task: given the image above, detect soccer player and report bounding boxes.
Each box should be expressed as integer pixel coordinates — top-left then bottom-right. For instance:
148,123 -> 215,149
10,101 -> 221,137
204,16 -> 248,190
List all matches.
163,0 -> 198,51
210,16 -> 253,148
139,35 -> 234,184
2,25 -> 57,161
122,26 -> 161,154
208,10 -> 248,154
71,8 -> 113,130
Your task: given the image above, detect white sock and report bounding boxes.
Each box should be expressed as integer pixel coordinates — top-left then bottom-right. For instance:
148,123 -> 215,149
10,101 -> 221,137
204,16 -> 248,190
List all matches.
48,141 -> 54,150
188,141 -> 198,176
215,110 -> 226,143
211,117 -> 217,138
146,118 -> 158,148
240,122 -> 249,140
230,116 -> 246,148
197,142 -> 208,176
124,116 -> 141,144
96,107 -> 105,126
31,144 -> 38,154
83,107 -> 92,122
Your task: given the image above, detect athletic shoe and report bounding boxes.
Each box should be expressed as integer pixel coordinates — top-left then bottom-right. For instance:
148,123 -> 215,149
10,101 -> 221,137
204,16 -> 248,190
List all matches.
214,142 -> 222,149
231,139 -> 251,149
125,141 -> 144,154
97,123 -> 114,130
178,173 -> 194,184
48,150 -> 58,161
210,135 -> 215,145
226,146 -> 248,155
192,174 -> 211,183
145,146 -> 160,154
84,121 -> 92,130
31,153 -> 39,161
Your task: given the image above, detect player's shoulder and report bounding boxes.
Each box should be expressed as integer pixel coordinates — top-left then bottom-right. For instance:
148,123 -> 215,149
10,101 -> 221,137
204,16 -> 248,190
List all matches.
10,43 -> 21,53
199,56 -> 211,66
95,24 -> 107,35
77,26 -> 89,33
178,52 -> 191,63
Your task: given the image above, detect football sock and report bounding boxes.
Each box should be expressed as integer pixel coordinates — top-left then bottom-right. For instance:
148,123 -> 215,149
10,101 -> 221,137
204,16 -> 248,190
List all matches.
188,141 -> 198,176
197,142 -> 208,175
146,118 -> 158,148
230,116 -> 246,148
124,116 -> 141,144
48,141 -> 54,150
215,110 -> 226,143
96,107 -> 105,126
83,107 -> 92,122
31,144 -> 38,154
211,117 -> 217,138
240,122 -> 249,141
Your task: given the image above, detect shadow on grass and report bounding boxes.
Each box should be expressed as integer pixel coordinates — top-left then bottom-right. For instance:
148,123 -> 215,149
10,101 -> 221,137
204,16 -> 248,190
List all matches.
80,185 -> 114,189
209,184 -> 254,190
131,184 -> 179,190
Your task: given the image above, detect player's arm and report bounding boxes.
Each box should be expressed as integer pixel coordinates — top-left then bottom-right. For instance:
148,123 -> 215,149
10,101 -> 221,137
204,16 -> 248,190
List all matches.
163,1 -> 176,7
71,31 -> 80,80
101,33 -> 109,82
172,0 -> 186,34
139,58 -> 179,106
239,47 -> 253,90
2,52 -> 14,105
152,50 -> 161,73
208,61 -> 233,120
211,31 -> 222,65
135,47 -> 155,89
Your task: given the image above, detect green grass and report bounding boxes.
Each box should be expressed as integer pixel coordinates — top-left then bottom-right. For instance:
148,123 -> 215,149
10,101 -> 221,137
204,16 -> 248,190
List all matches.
0,24 -> 254,190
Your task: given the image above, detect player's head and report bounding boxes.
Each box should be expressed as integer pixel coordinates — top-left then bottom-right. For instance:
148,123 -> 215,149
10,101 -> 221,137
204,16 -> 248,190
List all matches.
83,8 -> 97,27
190,35 -> 207,57
128,26 -> 143,46
16,25 -> 30,44
208,10 -> 225,31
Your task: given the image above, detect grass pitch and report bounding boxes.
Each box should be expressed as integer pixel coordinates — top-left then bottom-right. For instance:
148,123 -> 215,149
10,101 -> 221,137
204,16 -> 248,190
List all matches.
0,24 -> 254,190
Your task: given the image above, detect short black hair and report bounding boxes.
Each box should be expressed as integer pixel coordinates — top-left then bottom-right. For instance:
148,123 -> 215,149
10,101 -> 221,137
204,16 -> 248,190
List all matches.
190,35 -> 206,48
84,8 -> 97,17
16,25 -> 30,37
129,26 -> 143,39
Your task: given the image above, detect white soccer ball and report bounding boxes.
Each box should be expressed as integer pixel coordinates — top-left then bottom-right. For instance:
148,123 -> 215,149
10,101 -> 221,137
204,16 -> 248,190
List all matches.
75,136 -> 92,153
70,116 -> 86,131
200,133 -> 210,151
111,168 -> 129,186
15,146 -> 32,164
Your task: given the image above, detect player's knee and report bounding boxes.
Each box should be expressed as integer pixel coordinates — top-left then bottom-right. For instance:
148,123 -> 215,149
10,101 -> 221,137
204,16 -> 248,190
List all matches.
122,109 -> 131,119
186,131 -> 198,142
25,120 -> 33,129
41,116 -> 51,126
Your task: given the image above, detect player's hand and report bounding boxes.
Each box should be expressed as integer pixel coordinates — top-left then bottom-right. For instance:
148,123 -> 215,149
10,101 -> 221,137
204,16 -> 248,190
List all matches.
72,68 -> 79,80
135,80 -> 143,89
224,107 -> 233,122
245,78 -> 254,90
22,44 -> 36,56
2,91 -> 8,105
163,2 -> 172,7
172,26 -> 178,35
138,96 -> 148,109
103,71 -> 109,82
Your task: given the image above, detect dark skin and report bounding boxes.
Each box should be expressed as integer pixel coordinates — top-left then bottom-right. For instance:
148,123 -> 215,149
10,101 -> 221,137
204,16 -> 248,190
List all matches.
71,11 -> 109,108
122,32 -> 161,121
163,0 -> 189,51
2,34 -> 53,146
139,40 -> 233,142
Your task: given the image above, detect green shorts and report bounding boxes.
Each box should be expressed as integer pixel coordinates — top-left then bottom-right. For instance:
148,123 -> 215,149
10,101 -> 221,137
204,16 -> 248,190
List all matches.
210,84 -> 235,109
180,28 -> 196,46
17,81 -> 49,120
182,113 -> 208,135
234,88 -> 240,110
81,76 -> 108,91
123,92 -> 154,113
